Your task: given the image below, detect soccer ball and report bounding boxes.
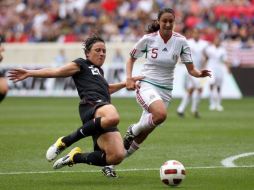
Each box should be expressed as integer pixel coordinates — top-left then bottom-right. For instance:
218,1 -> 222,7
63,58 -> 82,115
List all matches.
160,160 -> 186,186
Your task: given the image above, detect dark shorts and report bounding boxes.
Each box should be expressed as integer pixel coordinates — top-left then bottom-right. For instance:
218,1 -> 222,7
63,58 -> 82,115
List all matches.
79,100 -> 109,123
79,100 -> 119,151
0,71 -> 4,77
0,93 -> 6,102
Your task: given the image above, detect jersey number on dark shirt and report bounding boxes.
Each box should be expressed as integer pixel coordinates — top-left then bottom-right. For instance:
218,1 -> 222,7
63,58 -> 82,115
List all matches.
89,65 -> 101,75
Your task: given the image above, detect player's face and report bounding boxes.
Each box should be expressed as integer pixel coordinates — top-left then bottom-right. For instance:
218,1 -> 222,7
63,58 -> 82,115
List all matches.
192,29 -> 200,41
158,12 -> 175,36
214,37 -> 221,47
87,42 -> 106,67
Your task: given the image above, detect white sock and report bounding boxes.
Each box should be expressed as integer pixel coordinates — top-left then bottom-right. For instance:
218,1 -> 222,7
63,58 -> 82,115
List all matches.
125,141 -> 140,158
177,92 -> 190,113
217,90 -> 222,107
210,88 -> 217,108
132,111 -> 155,136
191,91 -> 201,113
106,165 -> 115,169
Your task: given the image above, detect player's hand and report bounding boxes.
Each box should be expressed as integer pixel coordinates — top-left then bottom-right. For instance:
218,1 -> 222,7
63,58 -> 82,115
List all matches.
199,69 -> 211,78
132,76 -> 144,89
8,69 -> 29,82
126,76 -> 144,90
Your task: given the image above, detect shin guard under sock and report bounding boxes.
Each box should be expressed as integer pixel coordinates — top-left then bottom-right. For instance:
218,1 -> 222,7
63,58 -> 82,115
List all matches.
62,117 -> 104,147
73,151 -> 107,166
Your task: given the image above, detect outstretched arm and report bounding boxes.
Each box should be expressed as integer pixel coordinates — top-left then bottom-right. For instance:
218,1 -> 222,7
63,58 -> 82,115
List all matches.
108,82 -> 126,94
8,62 -> 80,82
126,57 -> 138,90
108,76 -> 144,94
185,63 -> 211,78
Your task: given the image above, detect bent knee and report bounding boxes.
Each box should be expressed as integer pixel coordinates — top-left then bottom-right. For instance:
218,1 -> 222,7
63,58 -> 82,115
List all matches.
153,111 -> 167,125
104,115 -> 120,127
0,80 -> 8,94
107,151 -> 125,165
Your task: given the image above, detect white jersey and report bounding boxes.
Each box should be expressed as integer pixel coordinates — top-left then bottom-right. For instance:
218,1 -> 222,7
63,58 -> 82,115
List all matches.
130,31 -> 192,90
184,38 -> 208,89
205,44 -> 227,73
187,38 -> 208,69
205,44 -> 228,85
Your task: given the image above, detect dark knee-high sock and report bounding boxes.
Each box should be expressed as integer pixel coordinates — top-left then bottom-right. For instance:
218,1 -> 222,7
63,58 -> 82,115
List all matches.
62,117 -> 104,147
0,93 -> 6,102
73,151 -> 108,166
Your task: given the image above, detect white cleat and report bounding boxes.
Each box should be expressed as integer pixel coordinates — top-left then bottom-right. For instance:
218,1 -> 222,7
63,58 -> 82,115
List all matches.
216,105 -> 224,112
209,104 -> 216,111
46,137 -> 66,162
53,147 -> 81,169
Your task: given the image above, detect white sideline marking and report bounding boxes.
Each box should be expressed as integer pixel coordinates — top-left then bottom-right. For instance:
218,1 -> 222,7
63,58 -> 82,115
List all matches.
221,152 -> 254,167
1,165 -> 254,175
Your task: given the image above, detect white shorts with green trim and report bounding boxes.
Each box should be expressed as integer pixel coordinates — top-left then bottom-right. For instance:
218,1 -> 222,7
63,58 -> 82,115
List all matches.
136,81 -> 172,111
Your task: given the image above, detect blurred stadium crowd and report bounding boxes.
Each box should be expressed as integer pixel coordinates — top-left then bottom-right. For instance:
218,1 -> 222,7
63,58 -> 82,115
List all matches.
0,0 -> 254,44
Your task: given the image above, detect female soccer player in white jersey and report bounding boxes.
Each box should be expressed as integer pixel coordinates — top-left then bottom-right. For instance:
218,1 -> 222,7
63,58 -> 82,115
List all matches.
205,36 -> 230,111
177,28 -> 209,118
102,8 -> 211,177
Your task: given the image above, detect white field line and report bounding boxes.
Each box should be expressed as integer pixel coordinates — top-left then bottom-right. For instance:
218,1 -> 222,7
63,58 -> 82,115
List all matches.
1,165 -> 254,175
221,152 -> 254,167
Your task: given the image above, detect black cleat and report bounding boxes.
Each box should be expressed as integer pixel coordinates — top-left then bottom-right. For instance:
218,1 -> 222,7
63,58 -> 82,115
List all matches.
193,112 -> 201,119
177,111 -> 185,118
123,125 -> 135,150
102,166 -> 118,178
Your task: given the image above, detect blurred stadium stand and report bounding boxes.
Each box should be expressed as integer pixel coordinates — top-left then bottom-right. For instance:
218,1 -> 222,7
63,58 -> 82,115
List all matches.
1,0 -> 254,43
1,0 -> 254,96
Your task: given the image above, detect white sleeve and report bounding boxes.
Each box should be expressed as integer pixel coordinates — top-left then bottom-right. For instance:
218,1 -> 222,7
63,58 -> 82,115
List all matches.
180,39 -> 193,63
202,40 -> 209,52
129,35 -> 148,58
221,48 -> 228,62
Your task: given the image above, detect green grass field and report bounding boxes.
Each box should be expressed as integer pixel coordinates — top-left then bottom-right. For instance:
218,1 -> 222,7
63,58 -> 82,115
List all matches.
0,97 -> 254,190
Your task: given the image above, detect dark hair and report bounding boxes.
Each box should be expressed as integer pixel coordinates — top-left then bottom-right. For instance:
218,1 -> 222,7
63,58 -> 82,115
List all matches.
83,35 -> 105,55
146,8 -> 175,34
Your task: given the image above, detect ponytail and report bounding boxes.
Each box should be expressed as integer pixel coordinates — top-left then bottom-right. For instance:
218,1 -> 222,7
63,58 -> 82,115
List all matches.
146,21 -> 160,34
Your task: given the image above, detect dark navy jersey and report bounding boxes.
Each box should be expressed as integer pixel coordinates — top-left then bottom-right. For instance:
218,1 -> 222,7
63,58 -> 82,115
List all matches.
72,58 -> 110,102
0,69 -> 4,77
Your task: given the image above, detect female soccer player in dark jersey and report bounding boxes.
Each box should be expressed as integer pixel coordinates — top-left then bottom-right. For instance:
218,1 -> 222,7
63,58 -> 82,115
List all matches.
8,35 -> 143,172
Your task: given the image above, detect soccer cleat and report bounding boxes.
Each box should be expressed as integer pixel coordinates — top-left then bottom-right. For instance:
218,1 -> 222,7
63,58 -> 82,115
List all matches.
101,166 -> 118,178
53,147 -> 81,169
46,137 -> 66,162
193,111 -> 200,119
123,125 -> 135,150
209,104 -> 216,111
177,111 -> 185,118
216,105 -> 224,112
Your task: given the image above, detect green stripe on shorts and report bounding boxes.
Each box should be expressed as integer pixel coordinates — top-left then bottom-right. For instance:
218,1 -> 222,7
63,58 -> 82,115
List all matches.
141,79 -> 173,90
